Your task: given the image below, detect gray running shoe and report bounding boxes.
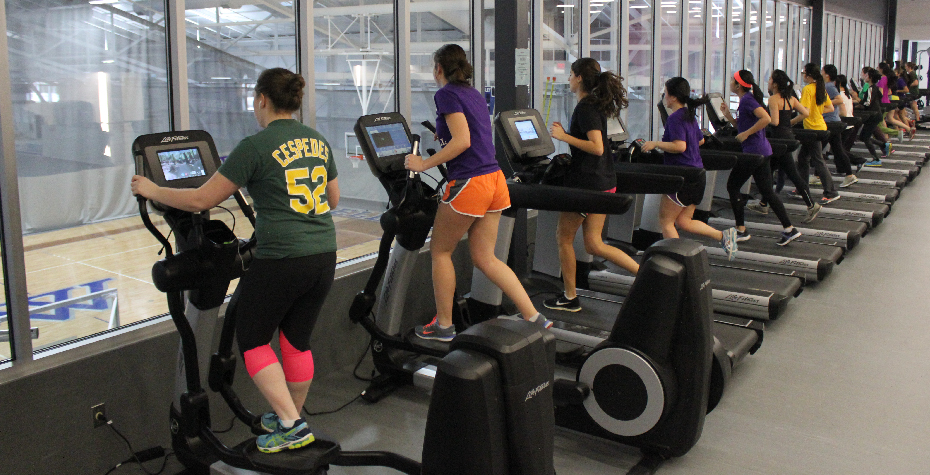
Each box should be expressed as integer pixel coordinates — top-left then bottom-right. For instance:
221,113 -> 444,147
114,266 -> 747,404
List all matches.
840,175 -> 859,188
414,316 -> 456,342
777,228 -> 803,246
747,201 -> 770,215
803,203 -> 822,223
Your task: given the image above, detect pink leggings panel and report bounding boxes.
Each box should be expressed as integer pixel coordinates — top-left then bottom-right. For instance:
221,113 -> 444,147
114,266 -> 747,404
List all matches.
243,344 -> 278,378
280,332 -> 315,383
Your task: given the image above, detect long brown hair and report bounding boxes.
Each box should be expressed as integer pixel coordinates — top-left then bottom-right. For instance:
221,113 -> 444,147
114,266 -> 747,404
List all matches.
433,44 -> 473,86
570,57 -> 628,119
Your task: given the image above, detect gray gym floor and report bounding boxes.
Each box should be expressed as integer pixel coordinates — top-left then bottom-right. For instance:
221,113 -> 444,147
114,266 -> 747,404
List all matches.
150,173 -> 930,475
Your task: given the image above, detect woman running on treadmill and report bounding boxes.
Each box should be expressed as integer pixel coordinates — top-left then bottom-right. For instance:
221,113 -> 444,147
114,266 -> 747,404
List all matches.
821,64 -> 859,188
750,69 -> 822,223
404,44 -> 551,341
858,68 -> 888,167
718,70 -> 803,246
796,63 -> 840,204
543,57 -> 639,313
642,77 -> 739,260
131,68 -> 337,454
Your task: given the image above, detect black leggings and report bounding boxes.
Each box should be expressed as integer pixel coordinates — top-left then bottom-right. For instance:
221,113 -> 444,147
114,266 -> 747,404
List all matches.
798,139 -> 838,197
767,148 -> 815,208
858,115 -> 884,161
826,122 -> 853,176
233,252 -> 337,354
728,155 -> 792,228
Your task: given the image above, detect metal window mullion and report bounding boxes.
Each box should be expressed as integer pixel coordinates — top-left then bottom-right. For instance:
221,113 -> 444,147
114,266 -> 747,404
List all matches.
725,0 -> 733,88
167,0 -> 190,131
395,0 -> 411,119
757,0 -> 766,78
0,0 -> 32,364
531,0 -> 541,109
703,0 -> 713,127
773,1 -> 782,70
298,0 -> 315,128
580,0 -> 590,57
473,0 -> 485,99
652,1 -> 663,139
681,0 -> 689,83
619,0 -> 630,126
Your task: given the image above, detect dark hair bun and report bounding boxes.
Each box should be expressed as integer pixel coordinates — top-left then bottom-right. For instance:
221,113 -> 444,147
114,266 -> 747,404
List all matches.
255,68 -> 305,112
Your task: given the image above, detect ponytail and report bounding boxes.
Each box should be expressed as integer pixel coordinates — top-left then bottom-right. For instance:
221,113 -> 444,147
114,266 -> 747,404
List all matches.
836,74 -> 851,99
665,76 -> 707,122
771,69 -> 795,100
571,58 -> 629,118
804,63 -> 827,105
433,44 -> 473,86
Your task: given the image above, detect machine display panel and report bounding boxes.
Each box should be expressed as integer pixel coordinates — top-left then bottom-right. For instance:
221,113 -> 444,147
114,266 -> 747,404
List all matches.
364,122 -> 413,159
515,119 -> 539,141
157,147 -> 207,182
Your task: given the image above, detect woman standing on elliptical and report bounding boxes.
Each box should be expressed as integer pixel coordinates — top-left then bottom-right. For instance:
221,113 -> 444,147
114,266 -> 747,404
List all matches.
642,77 -> 739,260
797,63 -> 841,204
404,43 -> 550,341
131,68 -> 337,454
750,69 -> 821,222
543,58 -> 639,313
718,70 -> 802,246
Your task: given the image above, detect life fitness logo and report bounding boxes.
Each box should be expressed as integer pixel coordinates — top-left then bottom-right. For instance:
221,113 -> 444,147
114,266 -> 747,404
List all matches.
161,135 -> 189,143
513,110 -> 528,116
373,116 -> 392,122
525,380 -> 550,402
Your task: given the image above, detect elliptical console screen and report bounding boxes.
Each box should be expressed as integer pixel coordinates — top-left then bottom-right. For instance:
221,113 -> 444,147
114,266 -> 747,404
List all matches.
157,147 -> 207,181
515,119 -> 539,141
365,122 -> 412,159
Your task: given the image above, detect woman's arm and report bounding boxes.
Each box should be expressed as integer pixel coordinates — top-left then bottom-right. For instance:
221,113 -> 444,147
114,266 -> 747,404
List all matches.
325,177 -> 340,209
131,171 -> 240,213
789,98 -> 810,126
823,100 -> 834,114
550,122 -> 604,156
405,112 -> 470,172
719,102 -> 738,126
642,139 -> 687,154
737,106 -> 771,142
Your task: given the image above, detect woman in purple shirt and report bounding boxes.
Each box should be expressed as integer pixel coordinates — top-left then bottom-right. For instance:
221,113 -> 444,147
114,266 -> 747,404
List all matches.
719,70 -> 802,246
404,44 -> 549,341
643,77 -> 738,260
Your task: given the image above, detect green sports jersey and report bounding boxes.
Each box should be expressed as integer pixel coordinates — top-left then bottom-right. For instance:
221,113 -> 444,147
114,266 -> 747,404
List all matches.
218,119 -> 338,259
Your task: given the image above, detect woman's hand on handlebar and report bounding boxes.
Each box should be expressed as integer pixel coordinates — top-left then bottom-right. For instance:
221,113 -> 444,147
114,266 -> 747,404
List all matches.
735,131 -> 749,143
641,141 -> 659,152
404,153 -> 428,173
130,175 -> 158,199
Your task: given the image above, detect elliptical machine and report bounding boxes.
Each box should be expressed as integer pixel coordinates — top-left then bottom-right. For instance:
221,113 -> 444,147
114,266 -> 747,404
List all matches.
133,129 -> 558,475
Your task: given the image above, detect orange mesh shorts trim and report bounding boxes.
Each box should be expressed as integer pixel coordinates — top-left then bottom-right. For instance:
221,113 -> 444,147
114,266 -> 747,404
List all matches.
441,169 -> 511,217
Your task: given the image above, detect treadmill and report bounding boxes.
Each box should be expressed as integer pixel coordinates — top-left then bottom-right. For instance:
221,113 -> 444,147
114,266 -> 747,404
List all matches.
483,108 -> 762,410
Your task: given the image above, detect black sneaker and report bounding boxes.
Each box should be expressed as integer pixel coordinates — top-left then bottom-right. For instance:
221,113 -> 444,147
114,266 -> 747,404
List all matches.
414,316 -> 456,342
543,294 -> 581,312
735,229 -> 751,242
777,228 -> 802,246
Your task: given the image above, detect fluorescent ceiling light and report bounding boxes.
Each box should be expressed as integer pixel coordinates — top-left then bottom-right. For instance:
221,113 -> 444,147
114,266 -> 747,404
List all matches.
89,0 -> 119,4
211,77 -> 232,80
102,60 -> 114,63
558,4 -> 575,7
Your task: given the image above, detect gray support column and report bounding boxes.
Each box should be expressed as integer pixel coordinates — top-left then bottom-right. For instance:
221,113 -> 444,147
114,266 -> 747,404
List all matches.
0,1 -> 32,363
580,0 -> 591,57
298,0 -> 315,128
167,0 -> 190,131
703,0 -> 715,127
619,0 -> 630,126
472,0 -> 485,98
885,0 -> 896,63
395,0 -> 411,119
810,0 -> 823,65
532,0 -> 542,109
651,1 -> 662,139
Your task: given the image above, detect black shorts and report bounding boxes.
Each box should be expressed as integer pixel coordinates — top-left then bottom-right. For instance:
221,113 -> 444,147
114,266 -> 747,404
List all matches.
667,172 -> 706,207
233,252 -> 337,354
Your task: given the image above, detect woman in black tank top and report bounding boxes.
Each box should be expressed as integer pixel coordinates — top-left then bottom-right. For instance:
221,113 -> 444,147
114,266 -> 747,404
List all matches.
751,70 -> 820,222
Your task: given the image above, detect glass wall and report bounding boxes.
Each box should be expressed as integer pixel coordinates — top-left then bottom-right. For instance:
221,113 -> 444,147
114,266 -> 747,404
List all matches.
625,0 -> 654,141
5,0 -> 170,354
0,0 -> 860,364
314,0 -> 395,204
823,13 -> 887,82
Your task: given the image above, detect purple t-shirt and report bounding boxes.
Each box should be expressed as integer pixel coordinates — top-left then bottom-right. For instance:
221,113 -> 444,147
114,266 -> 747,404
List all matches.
434,83 -> 500,180
736,94 -> 773,157
662,108 -> 704,168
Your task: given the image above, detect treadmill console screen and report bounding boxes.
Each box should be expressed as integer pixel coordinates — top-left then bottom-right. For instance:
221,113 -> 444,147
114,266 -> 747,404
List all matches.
354,112 -> 414,177
494,109 -> 554,163
515,119 -> 539,141
365,122 -> 413,160
157,147 -> 208,181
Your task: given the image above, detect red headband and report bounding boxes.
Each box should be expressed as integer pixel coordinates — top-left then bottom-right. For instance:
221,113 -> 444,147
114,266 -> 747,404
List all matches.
734,71 -> 752,89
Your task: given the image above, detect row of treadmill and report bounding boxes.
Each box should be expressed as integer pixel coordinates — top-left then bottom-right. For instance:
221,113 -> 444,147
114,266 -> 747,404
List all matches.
135,93 -> 925,474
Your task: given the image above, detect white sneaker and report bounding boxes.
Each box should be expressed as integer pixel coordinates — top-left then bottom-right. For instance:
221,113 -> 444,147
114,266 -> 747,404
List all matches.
809,176 -> 821,186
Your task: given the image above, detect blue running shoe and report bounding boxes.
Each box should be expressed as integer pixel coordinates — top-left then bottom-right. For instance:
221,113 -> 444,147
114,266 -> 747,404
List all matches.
864,159 -> 883,167
721,227 -> 738,261
256,419 -> 315,453
530,313 -> 554,329
414,316 -> 456,342
260,412 -> 279,433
